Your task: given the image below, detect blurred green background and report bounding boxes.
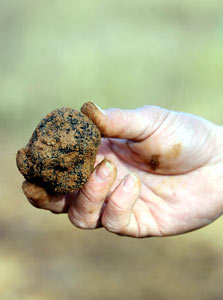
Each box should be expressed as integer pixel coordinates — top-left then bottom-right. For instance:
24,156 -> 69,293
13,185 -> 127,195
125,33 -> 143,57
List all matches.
0,0 -> 223,299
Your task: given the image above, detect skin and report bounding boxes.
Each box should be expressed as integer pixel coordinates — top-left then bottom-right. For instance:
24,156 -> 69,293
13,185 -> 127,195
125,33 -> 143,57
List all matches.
23,102 -> 223,238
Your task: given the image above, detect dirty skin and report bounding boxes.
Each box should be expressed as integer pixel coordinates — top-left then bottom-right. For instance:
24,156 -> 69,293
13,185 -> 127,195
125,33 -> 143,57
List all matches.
148,144 -> 182,172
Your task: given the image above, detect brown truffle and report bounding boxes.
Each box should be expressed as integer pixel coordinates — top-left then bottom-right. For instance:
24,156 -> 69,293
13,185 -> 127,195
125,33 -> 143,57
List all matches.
16,107 -> 101,194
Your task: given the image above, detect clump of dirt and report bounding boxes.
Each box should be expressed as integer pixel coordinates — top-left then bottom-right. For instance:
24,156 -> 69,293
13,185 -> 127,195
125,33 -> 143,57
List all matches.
16,107 -> 101,194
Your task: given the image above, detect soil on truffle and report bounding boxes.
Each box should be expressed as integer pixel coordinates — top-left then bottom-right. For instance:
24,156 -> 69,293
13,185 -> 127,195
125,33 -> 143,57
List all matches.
16,107 -> 101,194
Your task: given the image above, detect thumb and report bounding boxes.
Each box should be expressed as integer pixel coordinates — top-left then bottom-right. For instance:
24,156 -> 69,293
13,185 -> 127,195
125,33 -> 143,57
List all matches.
81,102 -> 169,141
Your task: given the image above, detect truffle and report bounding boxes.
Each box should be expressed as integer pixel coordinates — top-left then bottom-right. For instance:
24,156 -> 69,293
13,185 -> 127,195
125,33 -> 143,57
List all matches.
16,107 -> 101,194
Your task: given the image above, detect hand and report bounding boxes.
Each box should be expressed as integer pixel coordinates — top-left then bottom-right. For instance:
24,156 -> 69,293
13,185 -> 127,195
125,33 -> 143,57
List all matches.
23,102 -> 223,237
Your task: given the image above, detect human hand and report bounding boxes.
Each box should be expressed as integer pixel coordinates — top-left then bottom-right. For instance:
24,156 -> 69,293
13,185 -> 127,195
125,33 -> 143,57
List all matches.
23,102 -> 223,237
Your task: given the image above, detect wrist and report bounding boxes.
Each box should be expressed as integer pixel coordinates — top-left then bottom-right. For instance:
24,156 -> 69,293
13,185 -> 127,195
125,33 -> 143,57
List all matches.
208,124 -> 223,217
213,124 -> 223,163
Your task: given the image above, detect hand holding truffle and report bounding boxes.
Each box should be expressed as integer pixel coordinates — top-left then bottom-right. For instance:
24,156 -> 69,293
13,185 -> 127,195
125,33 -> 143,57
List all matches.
17,102 -> 223,237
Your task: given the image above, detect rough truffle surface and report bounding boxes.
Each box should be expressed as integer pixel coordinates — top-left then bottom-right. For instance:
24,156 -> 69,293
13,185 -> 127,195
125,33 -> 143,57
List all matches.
16,107 -> 101,194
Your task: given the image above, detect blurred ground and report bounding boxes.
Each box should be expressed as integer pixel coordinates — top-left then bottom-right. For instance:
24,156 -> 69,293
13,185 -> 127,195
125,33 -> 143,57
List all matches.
0,0 -> 223,299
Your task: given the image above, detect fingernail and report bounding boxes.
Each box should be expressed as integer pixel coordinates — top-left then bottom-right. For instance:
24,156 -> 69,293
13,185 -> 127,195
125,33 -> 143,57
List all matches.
122,173 -> 138,192
94,103 -> 107,115
95,159 -> 113,182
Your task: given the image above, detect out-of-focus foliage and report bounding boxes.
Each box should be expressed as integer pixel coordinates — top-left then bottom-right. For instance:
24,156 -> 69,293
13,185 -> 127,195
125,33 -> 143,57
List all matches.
0,0 -> 222,299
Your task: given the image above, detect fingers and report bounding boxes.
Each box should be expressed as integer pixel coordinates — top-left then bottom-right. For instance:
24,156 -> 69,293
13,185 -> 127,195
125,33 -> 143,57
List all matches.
22,181 -> 74,213
23,164 -> 142,237
81,102 -> 170,141
68,158 -> 117,229
101,173 -> 141,236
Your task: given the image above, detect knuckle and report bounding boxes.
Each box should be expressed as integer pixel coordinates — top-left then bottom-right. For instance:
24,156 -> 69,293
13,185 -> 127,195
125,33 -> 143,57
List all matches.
109,196 -> 126,211
73,220 -> 89,229
81,184 -> 103,204
102,220 -> 119,233
68,207 -> 84,228
80,184 -> 106,208
68,207 -> 96,229
69,214 -> 88,229
102,215 -> 128,234
81,187 -> 94,203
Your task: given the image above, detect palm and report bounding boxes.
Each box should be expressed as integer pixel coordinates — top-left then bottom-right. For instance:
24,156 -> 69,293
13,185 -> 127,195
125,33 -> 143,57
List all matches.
97,112 -> 221,237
